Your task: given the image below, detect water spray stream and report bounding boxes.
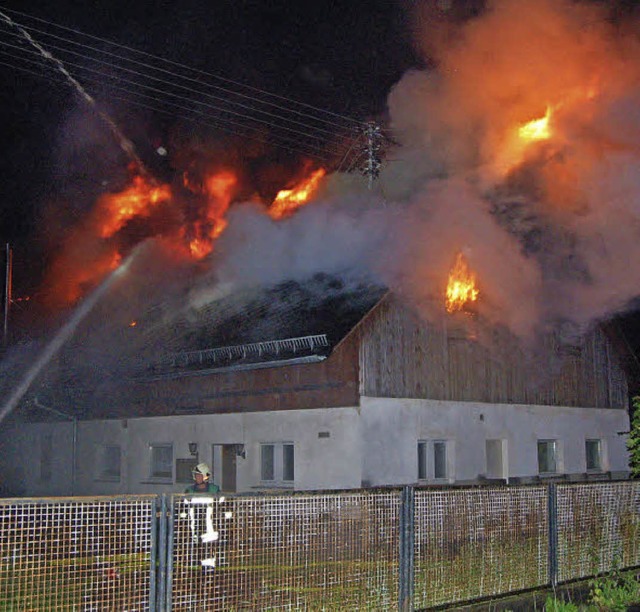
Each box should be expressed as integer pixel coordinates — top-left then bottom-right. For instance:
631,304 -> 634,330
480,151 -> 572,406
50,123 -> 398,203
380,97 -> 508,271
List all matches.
0,248 -> 141,425
0,10 -> 151,179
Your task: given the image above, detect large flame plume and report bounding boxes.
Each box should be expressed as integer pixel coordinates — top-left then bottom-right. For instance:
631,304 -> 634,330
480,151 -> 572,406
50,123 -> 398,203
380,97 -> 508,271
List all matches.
381,0 -> 640,337
41,160 -> 326,308
36,0 -> 640,347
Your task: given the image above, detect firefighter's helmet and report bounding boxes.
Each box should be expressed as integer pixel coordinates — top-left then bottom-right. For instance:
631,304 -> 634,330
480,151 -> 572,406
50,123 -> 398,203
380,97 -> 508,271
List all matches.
192,462 -> 211,480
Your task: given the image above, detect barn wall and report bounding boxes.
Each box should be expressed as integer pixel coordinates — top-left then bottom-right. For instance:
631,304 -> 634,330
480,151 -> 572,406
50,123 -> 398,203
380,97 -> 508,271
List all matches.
0,421 -> 75,497
0,407 -> 363,497
360,397 -> 630,487
85,333 -> 361,419
358,295 -> 628,408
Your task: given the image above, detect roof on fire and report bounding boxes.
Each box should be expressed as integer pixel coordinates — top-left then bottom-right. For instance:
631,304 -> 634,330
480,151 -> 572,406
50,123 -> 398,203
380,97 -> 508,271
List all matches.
6,273 -> 386,423
142,273 -> 387,379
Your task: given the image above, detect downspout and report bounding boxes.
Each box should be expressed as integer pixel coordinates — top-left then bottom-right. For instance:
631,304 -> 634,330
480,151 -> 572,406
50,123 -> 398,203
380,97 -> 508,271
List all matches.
34,397 -> 77,495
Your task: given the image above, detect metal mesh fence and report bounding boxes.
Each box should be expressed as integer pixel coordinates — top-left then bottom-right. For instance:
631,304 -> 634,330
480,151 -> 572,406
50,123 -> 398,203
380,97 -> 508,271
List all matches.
413,485 -> 549,609
557,481 -> 640,582
169,491 -> 401,611
1,482 -> 639,611
0,495 -> 156,611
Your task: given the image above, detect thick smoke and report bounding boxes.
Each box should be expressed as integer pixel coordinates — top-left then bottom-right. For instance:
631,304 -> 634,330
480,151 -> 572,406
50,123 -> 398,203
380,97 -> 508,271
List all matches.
30,0 -> 640,351
9,0 -> 640,420
386,0 -> 640,337
194,0 -> 640,343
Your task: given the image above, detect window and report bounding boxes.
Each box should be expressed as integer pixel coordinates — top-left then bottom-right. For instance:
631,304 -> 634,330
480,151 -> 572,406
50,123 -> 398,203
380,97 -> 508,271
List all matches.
149,443 -> 173,480
417,441 -> 427,480
260,442 -> 294,485
537,440 -> 557,474
433,441 -> 447,479
261,444 -> 275,481
586,439 -> 602,471
283,444 -> 294,482
417,440 -> 452,481
97,445 -> 121,481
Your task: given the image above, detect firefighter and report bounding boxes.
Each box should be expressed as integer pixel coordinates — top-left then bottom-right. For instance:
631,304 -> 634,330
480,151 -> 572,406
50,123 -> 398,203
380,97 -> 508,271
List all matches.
184,462 -> 220,494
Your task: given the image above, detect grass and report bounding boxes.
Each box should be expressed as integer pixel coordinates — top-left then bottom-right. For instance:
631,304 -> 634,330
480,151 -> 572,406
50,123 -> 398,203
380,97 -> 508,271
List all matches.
413,537 -> 548,608
0,552 -> 151,610
1,546 -> 639,611
543,570 -> 640,611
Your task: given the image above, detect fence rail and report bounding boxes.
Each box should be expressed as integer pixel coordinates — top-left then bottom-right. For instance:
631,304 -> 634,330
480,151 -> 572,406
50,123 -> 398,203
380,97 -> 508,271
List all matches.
0,482 -> 638,611
0,495 -> 157,611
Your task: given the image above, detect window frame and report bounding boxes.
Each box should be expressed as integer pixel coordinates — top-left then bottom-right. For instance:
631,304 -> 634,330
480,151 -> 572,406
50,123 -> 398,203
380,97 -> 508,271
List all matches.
417,441 -> 428,481
537,439 -> 558,475
585,438 -> 603,472
433,440 -> 448,480
282,443 -> 295,482
261,443 -> 275,482
148,442 -> 174,482
260,442 -> 294,486
417,439 -> 453,482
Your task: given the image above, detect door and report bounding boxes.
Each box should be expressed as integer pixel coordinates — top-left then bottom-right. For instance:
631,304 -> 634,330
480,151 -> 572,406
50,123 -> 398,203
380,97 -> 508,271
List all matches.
485,439 -> 508,480
222,444 -> 237,493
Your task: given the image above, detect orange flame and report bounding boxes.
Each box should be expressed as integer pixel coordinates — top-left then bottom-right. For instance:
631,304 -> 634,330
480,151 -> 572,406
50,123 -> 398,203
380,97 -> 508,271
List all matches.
493,106 -> 555,176
46,247 -> 123,307
187,169 -> 237,259
269,168 -> 326,219
445,253 -> 479,314
518,106 -> 552,142
42,163 -> 332,308
97,175 -> 172,238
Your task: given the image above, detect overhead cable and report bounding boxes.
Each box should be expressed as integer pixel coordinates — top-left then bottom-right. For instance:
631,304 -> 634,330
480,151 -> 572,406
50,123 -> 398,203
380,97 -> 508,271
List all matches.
0,6 -> 364,128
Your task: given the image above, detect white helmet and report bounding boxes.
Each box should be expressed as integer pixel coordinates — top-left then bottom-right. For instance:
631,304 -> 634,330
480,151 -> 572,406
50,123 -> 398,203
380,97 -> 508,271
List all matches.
192,462 -> 211,480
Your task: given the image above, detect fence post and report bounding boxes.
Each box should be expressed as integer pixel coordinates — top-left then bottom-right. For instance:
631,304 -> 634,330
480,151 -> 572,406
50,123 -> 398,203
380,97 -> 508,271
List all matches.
548,483 -> 558,588
166,495 -> 175,612
149,496 -> 158,611
399,485 -> 415,612
157,494 -> 168,611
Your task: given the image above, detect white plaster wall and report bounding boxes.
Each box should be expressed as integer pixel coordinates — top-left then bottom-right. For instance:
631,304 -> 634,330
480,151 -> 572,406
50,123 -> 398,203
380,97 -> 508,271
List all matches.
360,397 -> 630,486
4,407 -> 362,497
0,422 -> 74,497
0,400 -> 630,498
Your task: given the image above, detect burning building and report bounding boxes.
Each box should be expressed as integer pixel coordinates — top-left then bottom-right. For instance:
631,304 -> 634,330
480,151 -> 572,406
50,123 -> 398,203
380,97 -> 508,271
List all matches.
0,266 -> 630,496
0,0 -> 638,495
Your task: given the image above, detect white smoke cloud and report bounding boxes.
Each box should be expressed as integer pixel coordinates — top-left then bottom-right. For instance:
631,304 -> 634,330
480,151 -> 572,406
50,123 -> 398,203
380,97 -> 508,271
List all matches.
190,193 -> 391,301
193,0 -> 640,344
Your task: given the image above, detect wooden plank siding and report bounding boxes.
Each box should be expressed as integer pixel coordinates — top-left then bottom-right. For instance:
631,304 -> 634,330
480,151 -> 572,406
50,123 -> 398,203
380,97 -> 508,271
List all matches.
37,292 -> 628,422
358,294 -> 628,408
114,332 -> 361,419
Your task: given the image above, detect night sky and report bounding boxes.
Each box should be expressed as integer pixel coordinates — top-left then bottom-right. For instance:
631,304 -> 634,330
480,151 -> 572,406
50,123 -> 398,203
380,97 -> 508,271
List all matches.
1,0 -> 640,392
0,0 -> 416,296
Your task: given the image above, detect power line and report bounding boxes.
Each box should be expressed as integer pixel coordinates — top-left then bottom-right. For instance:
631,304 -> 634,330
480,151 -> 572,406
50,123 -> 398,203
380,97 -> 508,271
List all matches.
0,6 -> 364,129
0,39 -> 350,158
0,27 -> 356,143
0,6 -> 371,170
0,51 -> 358,164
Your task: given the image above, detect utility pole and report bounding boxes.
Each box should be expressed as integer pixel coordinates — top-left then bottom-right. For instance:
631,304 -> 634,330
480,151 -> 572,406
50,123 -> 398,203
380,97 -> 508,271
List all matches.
3,243 -> 12,347
361,122 -> 383,190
